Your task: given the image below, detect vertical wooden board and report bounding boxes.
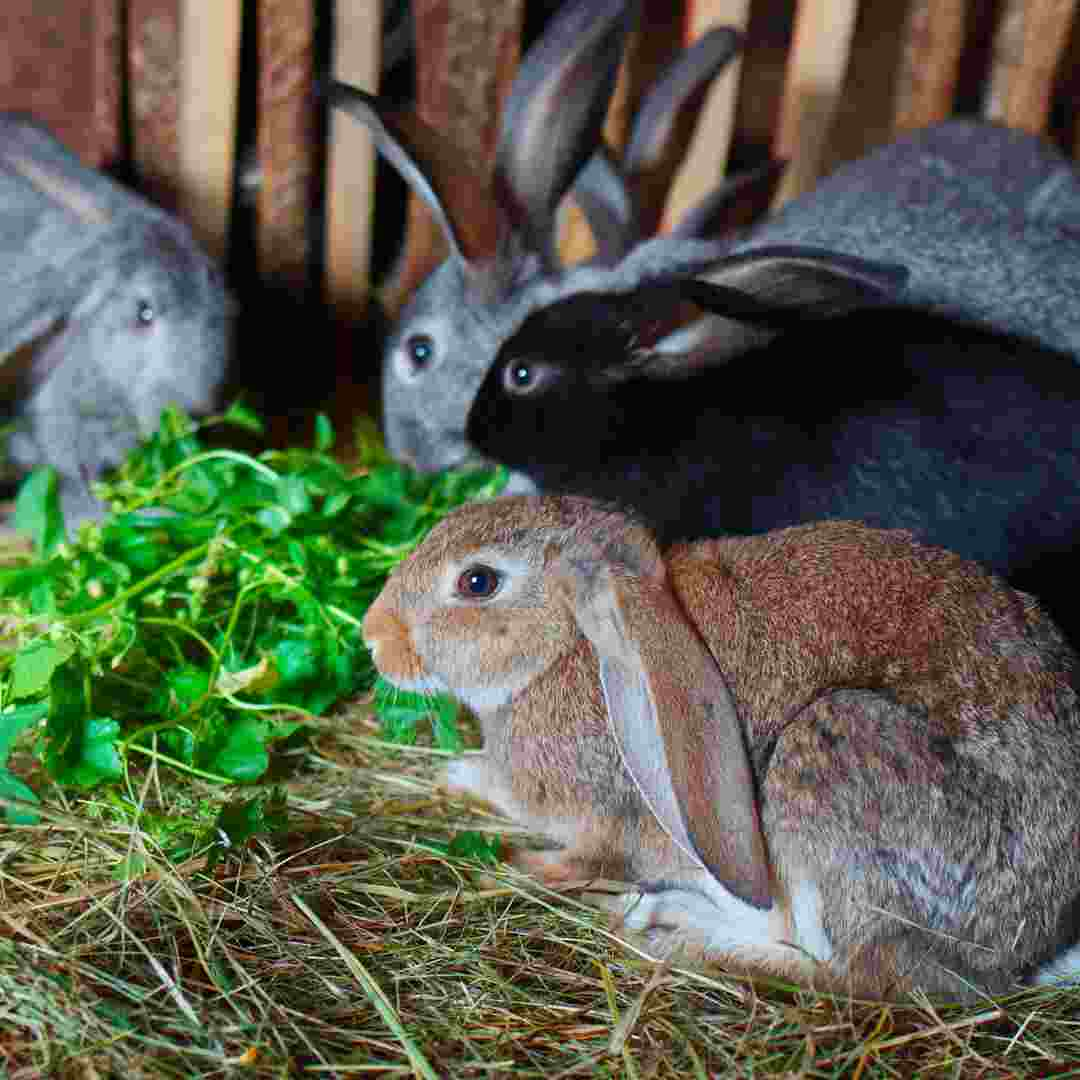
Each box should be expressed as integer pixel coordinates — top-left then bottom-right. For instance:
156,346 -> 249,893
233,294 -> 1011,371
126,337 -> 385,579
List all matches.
128,0 -> 182,210
663,0 -> 752,232
1003,0 -> 1078,134
325,0 -> 382,322
177,1 -> 242,262
378,0 -> 524,317
0,0 -> 117,167
772,0 -> 860,206
893,0 -> 968,132
257,0 -> 316,289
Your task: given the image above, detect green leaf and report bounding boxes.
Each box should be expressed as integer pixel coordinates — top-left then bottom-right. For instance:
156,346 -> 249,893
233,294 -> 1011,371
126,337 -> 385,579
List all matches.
204,788 -> 287,869
272,638 -> 321,688
45,714 -> 124,788
429,832 -> 502,865
13,468 -> 65,556
277,474 -> 312,517
223,400 -> 265,434
314,413 -> 335,453
204,717 -> 268,782
0,769 -> 40,825
0,702 -> 49,761
11,640 -> 75,701
431,695 -> 462,753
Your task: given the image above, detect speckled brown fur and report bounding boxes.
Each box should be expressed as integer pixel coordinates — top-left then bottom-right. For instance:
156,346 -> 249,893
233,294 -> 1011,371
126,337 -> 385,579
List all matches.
363,496 -> 1080,999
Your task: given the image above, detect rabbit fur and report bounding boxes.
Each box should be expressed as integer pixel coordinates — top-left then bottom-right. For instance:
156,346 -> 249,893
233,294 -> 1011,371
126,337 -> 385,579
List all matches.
330,0 -> 777,478
0,114 -> 231,523
363,494 -> 1080,1000
465,247 -> 1080,644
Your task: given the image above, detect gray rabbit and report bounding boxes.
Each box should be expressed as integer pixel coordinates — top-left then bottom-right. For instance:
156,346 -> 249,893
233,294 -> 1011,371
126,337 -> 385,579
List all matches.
0,114 -> 231,523
331,0 -> 777,480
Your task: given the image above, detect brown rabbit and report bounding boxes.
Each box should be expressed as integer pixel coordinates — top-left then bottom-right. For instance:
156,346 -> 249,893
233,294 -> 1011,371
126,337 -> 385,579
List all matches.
362,495 -> 1080,999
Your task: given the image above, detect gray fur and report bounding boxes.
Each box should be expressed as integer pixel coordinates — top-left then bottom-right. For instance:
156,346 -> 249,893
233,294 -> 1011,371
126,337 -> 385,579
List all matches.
0,114 -> 231,523
730,120 -> 1080,356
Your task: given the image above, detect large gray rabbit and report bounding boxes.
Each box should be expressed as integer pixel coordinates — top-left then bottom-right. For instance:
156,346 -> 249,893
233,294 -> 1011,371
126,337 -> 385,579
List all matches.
0,114 -> 231,523
365,494 -> 1080,999
331,0 -> 776,479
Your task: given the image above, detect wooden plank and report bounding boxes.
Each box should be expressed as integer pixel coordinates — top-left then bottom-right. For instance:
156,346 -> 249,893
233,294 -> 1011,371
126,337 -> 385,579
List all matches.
257,0 -> 316,290
177,0 -> 242,262
1004,0 -> 1078,134
128,0 -> 182,210
378,0 -> 524,318
663,0 -> 752,232
325,0 -> 382,322
771,0 -> 860,206
893,0 -> 968,132
0,0 -> 116,167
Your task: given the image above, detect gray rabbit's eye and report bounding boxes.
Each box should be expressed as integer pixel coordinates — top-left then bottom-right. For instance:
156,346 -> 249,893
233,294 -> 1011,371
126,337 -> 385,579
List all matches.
405,333 -> 436,373
456,564 -> 501,600
135,299 -> 156,327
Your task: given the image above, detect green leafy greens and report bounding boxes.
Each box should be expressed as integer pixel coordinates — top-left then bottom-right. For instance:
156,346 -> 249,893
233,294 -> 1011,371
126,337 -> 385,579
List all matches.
0,407 -> 505,825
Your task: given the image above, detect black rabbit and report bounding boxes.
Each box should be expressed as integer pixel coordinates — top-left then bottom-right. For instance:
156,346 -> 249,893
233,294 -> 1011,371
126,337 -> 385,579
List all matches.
467,247 -> 1080,638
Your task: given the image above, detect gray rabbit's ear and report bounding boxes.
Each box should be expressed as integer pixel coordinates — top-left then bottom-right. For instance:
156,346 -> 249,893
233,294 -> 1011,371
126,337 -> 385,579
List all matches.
494,0 -> 639,263
568,25 -> 743,260
552,534 -> 772,910
631,246 -> 910,379
570,147 -> 639,264
330,82 -> 506,267
669,159 -> 787,241
2,148 -> 111,227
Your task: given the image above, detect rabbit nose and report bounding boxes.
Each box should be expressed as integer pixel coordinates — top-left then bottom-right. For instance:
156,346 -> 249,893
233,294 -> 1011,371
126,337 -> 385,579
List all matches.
362,602 -> 419,678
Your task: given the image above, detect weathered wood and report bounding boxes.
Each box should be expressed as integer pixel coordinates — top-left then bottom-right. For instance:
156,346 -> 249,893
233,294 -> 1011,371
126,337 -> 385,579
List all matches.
379,0 -> 524,318
325,0 -> 382,322
177,1 -> 242,261
1004,0 -> 1078,134
0,0 -> 120,167
128,0 -> 181,210
257,0 -> 317,290
893,0 -> 968,131
664,0 -> 752,231
772,0 -> 860,205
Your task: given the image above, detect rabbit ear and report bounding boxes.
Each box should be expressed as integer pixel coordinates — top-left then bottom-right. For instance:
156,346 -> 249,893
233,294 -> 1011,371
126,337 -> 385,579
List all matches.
626,246 -> 910,379
330,82 -> 506,266
669,159 -> 787,240
569,147 -> 640,263
553,541 -> 773,910
494,0 -> 638,263
4,150 -> 111,226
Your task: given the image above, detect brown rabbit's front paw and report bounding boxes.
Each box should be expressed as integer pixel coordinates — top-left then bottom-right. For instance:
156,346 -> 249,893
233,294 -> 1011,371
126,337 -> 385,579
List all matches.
507,846 -> 610,887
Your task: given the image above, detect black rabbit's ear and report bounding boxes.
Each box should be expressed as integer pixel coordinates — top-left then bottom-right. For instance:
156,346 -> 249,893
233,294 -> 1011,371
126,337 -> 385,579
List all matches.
494,0 -> 639,264
330,82 -> 507,267
693,246 -> 909,316
551,530 -> 773,910
626,246 -> 910,380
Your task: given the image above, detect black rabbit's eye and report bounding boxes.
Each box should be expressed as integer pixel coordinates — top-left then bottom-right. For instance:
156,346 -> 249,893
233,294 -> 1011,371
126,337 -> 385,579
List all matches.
136,299 -> 155,327
504,359 -> 549,395
405,334 -> 435,372
456,564 -> 500,600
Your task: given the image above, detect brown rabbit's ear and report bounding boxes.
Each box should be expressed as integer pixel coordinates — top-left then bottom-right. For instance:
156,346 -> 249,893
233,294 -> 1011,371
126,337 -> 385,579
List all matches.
330,82 -> 506,267
554,546 -> 772,910
494,0 -> 638,262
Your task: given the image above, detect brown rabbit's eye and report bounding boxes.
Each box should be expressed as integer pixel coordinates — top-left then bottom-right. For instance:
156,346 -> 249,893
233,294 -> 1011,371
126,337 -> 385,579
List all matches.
405,334 -> 435,372
456,565 -> 500,599
135,299 -> 155,327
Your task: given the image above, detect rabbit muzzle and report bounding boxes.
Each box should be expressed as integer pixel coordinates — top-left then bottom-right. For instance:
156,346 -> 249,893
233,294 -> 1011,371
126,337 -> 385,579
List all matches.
362,600 -> 426,687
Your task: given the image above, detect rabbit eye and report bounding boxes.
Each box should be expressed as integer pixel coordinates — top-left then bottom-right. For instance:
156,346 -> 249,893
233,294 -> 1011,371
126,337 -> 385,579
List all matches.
456,565 -> 501,600
135,299 -> 156,327
503,359 -> 552,395
405,333 -> 436,372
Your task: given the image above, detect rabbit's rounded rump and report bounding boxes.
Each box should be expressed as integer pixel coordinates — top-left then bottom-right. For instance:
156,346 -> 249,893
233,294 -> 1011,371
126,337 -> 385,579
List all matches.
364,494 -> 1080,999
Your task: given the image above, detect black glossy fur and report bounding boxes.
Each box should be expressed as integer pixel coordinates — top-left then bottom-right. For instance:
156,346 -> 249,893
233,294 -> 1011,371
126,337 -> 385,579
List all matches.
468,289 -> 1080,638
